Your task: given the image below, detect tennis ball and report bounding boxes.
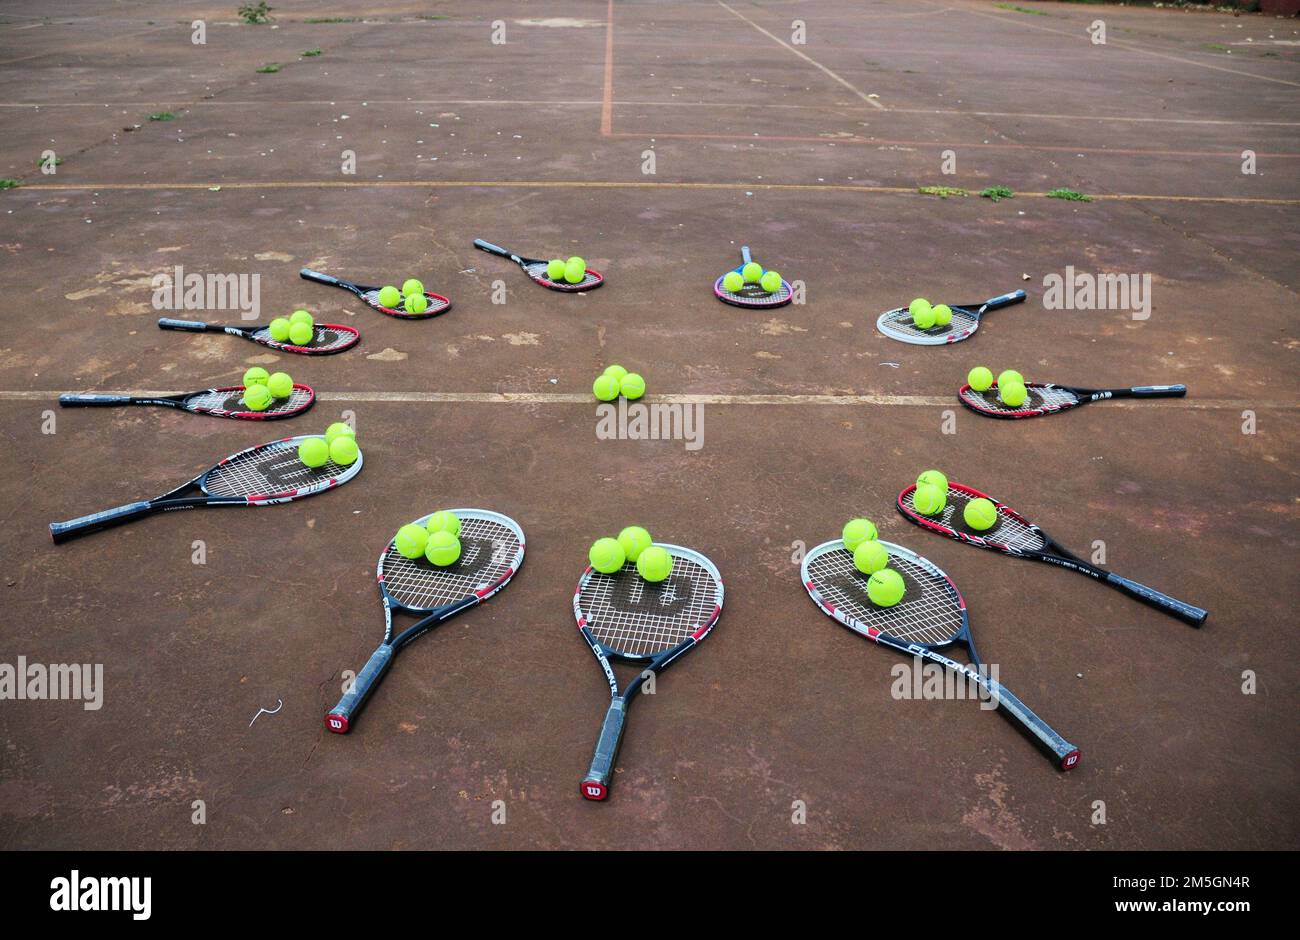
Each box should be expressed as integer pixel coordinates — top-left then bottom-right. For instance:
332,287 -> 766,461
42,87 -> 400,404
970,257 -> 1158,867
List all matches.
329,434 -> 359,466
722,271 -> 744,293
908,298 -> 931,318
593,373 -> 620,402
243,384 -> 272,411
243,367 -> 270,388
567,256 -> 586,270
603,364 -> 628,383
932,303 -> 953,327
325,421 -> 355,445
997,369 -> 1023,387
853,539 -> 890,576
968,366 -> 994,392
425,530 -> 461,567
268,317 -> 291,341
298,437 -> 329,468
912,305 -> 937,330
964,497 -> 998,531
402,278 -> 424,298
589,537 -> 626,574
867,568 -> 905,607
290,309 -> 314,327
546,259 -> 566,281
842,518 -> 878,552
426,510 -> 460,538
917,469 -> 948,493
999,380 -> 1028,408
760,270 -> 782,293
394,523 -> 429,560
913,483 -> 947,516
636,545 -> 673,583
564,261 -> 586,285
288,321 -> 314,346
404,293 -> 429,315
267,371 -> 293,399
378,285 -> 401,308
617,525 -> 652,562
619,373 -> 645,400
741,261 -> 762,284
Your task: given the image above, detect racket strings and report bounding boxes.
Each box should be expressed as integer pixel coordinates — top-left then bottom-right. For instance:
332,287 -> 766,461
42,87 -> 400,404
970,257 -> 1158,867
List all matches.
960,385 -> 1078,414
807,547 -> 962,646
716,278 -> 794,307
204,441 -> 342,497
251,325 -> 354,351
382,516 -> 522,609
361,289 -> 451,316
523,261 -> 602,290
905,489 -> 1046,553
879,306 -> 977,339
580,556 -> 721,656
188,387 -> 313,414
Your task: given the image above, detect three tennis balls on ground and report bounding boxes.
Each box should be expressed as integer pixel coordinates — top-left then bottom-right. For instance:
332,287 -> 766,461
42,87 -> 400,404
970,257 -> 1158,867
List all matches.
589,526 -> 672,582
968,366 -> 1029,408
296,421 -> 359,469
393,510 -> 463,567
906,298 -> 954,331
592,364 -> 645,402
267,309 -> 317,346
722,260 -> 783,295
375,278 -> 431,315
241,366 -> 296,411
546,256 -> 589,285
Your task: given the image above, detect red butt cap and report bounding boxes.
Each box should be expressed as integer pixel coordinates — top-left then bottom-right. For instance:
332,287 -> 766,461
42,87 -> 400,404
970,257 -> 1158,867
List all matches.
325,714 -> 349,734
580,781 -> 608,801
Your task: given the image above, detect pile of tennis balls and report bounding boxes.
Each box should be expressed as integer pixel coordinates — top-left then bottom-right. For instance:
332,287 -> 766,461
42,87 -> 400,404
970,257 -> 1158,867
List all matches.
721,260 -> 783,295
967,366 -> 1028,408
267,309 -> 317,346
297,422 -> 359,469
842,517 -> 907,608
592,364 -> 646,402
241,366 -> 296,411
588,526 -> 672,583
375,278 -> 431,315
906,298 -> 953,331
545,256 -> 589,285
909,468 -> 999,533
393,510 -> 463,567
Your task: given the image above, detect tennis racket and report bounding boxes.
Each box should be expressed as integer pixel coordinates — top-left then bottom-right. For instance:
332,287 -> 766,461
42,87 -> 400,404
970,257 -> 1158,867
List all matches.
326,510 -> 525,733
897,481 -> 1208,626
157,317 -> 359,354
575,543 -> 723,801
802,538 -> 1079,770
876,290 -> 1026,345
58,384 -> 315,421
959,382 -> 1186,419
50,435 -> 361,544
472,238 -> 604,292
713,246 -> 792,309
298,268 -> 451,320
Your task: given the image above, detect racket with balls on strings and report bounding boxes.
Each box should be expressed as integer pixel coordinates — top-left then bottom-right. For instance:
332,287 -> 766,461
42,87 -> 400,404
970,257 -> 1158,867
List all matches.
472,238 -> 604,292
959,381 -> 1186,419
574,543 -> 723,800
876,289 -> 1025,345
897,481 -> 1208,626
157,317 -> 359,355
325,510 -> 525,734
298,268 -> 451,320
49,435 -> 362,544
713,245 -> 793,309
802,538 -> 1079,770
58,384 -> 315,421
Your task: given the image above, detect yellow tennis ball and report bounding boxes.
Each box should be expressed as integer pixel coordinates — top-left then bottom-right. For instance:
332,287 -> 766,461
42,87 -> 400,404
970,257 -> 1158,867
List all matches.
619,373 -> 645,400
546,259 -> 566,280
298,437 -> 329,468
589,537 -> 626,574
908,298 -> 931,318
722,271 -> 744,293
403,293 -> 428,314
593,374 -> 619,401
913,483 -> 947,516
567,256 -> 586,269
243,384 -> 272,411
378,285 -> 401,308
932,304 -> 952,326
329,435 -> 359,466
617,526 -> 652,562
564,261 -> 586,284
426,510 -> 460,538
603,364 -> 628,383
867,568 -> 905,607
916,469 -> 948,493
394,524 -> 429,559
425,530 -> 461,567
243,367 -> 269,388
999,380 -> 1028,407
268,317 -> 291,341
267,371 -> 293,398
842,518 -> 877,552
912,305 -> 937,330
401,278 -> 424,298
968,366 -> 994,392
964,497 -> 998,531
853,539 -> 890,575
288,321 -> 314,346
997,369 -> 1024,387
759,270 -> 782,293
325,422 -> 355,445
636,545 -> 673,583
289,309 -> 314,326
741,261 -> 762,284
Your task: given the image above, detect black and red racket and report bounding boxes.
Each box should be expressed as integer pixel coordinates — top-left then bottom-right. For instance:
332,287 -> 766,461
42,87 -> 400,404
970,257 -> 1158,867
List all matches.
897,481 -> 1208,626
326,510 -> 524,733
299,268 -> 451,320
49,435 -> 361,544
157,317 -> 359,355
473,238 -> 603,292
713,246 -> 793,309
574,544 -> 723,801
959,382 -> 1186,419
58,384 -> 315,421
802,538 -> 1079,770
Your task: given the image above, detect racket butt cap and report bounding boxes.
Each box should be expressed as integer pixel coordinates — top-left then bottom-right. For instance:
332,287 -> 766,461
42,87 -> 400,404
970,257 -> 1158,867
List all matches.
580,780 -> 608,801
325,714 -> 349,734
1060,749 -> 1081,771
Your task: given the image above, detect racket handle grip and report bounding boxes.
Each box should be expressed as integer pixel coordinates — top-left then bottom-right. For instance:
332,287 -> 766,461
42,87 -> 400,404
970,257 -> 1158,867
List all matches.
472,238 -> 507,256
50,501 -> 154,544
580,699 -> 627,801
1127,384 -> 1186,398
158,317 -> 209,331
986,680 -> 1081,771
984,289 -> 1027,310
325,644 -> 394,733
299,267 -> 340,286
59,393 -> 132,406
1105,573 -> 1207,626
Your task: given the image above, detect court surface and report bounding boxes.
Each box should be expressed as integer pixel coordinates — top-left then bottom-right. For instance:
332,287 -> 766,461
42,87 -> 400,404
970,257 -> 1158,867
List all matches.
0,0 -> 1297,850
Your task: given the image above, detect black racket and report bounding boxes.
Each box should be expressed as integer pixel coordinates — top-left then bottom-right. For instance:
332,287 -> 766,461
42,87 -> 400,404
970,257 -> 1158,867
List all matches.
326,510 -> 525,733
59,384 -> 315,421
574,543 -> 723,801
876,290 -> 1025,345
802,538 -> 1079,770
897,481 -> 1208,626
959,382 -> 1186,419
473,238 -> 604,292
50,435 -> 362,544
298,268 -> 452,320
713,245 -> 792,309
157,317 -> 359,354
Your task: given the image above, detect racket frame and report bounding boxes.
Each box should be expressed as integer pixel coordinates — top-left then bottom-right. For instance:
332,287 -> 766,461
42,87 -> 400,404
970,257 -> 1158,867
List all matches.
876,289 -> 1026,345
713,245 -> 793,309
958,382 -> 1187,419
157,317 -> 359,355
298,268 -> 451,320
58,384 -> 316,420
472,238 -> 604,292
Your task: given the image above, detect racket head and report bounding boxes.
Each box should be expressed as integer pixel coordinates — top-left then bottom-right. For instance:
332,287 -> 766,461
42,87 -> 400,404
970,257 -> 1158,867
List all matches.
574,544 -> 724,661
520,258 -> 604,292
802,538 -> 968,649
713,272 -> 793,309
876,304 -> 981,345
959,383 -> 1081,419
182,384 -> 315,420
356,286 -> 452,320
247,323 -> 359,354
897,482 -> 1047,557
197,435 -> 363,501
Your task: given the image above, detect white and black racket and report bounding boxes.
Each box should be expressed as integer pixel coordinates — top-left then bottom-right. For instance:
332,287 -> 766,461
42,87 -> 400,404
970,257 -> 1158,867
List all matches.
50,435 -> 362,544
959,382 -> 1186,419
157,317 -> 359,354
326,510 -> 525,734
472,238 -> 604,292
299,268 -> 451,320
802,539 -> 1079,770
897,481 -> 1208,626
876,290 -> 1026,345
58,384 -> 315,421
575,544 -> 723,801
713,246 -> 792,309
